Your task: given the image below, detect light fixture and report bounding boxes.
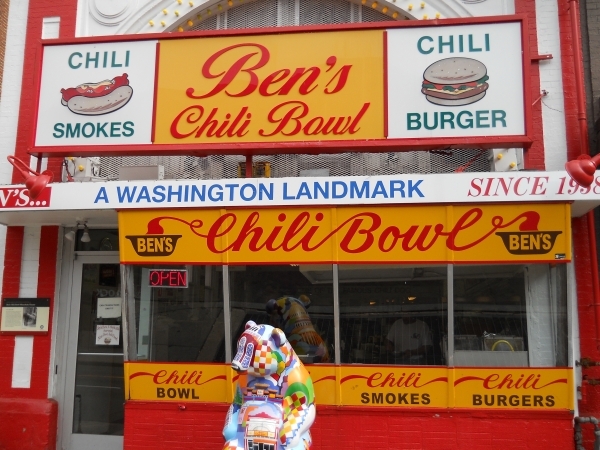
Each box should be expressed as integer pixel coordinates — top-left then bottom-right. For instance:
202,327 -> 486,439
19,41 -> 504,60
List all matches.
408,296 -> 417,301
81,225 -> 91,243
565,154 -> 600,187
65,221 -> 91,243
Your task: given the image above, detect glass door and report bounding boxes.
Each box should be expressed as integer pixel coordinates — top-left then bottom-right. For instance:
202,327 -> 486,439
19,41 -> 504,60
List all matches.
62,255 -> 124,450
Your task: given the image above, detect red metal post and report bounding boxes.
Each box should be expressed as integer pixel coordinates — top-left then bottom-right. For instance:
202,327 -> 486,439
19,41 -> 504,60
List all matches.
568,0 -> 600,346
245,155 -> 253,178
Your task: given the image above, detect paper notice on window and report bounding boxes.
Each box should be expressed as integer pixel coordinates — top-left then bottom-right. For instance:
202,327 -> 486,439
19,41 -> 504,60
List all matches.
97,297 -> 121,319
96,325 -> 120,346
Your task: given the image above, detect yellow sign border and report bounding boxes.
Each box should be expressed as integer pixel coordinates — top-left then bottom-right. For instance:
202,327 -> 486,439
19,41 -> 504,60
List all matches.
118,203 -> 572,264
125,362 -> 574,411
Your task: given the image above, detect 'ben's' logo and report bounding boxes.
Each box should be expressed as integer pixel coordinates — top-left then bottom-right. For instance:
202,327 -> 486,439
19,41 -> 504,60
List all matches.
495,210 -> 562,255
126,235 -> 181,256
496,231 -> 562,255
126,216 -> 185,257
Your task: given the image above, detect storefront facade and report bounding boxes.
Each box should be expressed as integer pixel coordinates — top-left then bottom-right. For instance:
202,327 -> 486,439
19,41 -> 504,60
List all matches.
0,0 -> 597,449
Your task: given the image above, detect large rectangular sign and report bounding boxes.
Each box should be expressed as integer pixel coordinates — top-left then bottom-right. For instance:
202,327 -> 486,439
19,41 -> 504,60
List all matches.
124,363 -> 573,410
387,22 -> 525,139
36,41 -> 158,146
155,30 -> 384,144
0,172 -> 596,219
32,16 -> 529,156
118,203 -> 571,264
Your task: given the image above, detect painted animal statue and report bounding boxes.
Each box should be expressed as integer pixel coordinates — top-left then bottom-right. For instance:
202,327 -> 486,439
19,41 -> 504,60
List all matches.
266,295 -> 330,363
223,321 -> 316,450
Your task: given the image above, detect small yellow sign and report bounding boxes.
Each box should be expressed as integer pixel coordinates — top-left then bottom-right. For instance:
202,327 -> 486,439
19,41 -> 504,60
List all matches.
119,204 -> 571,264
125,363 -> 573,410
154,30 -> 384,144
126,362 -> 233,403
452,367 -> 573,410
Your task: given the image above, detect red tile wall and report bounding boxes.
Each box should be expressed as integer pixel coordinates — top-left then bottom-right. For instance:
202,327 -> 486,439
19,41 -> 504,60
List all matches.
124,402 -> 575,450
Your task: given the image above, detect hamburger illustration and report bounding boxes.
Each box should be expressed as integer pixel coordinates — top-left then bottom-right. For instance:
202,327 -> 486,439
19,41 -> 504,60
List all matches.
421,58 -> 489,106
60,73 -> 133,115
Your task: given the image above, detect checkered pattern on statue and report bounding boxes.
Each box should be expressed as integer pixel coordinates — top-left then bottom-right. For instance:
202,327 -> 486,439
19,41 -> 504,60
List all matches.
252,340 -> 278,376
280,392 -> 309,445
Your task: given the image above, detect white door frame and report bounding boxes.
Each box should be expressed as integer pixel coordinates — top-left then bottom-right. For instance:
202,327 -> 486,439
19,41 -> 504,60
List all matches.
53,251 -> 122,450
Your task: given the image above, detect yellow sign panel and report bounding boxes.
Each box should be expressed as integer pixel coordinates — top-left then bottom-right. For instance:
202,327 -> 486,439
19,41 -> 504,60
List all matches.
125,363 -> 573,410
154,30 -> 384,144
119,204 -> 571,264
338,365 -> 448,407
126,362 -> 233,403
452,367 -> 573,410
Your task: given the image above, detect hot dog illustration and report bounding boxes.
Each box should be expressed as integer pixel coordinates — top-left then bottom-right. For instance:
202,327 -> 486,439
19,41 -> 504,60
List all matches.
60,73 -> 133,115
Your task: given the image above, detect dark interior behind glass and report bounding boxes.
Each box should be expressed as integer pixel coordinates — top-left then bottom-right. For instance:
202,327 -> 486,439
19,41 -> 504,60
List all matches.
132,265 -> 225,362
338,265 -> 447,365
229,265 -> 334,364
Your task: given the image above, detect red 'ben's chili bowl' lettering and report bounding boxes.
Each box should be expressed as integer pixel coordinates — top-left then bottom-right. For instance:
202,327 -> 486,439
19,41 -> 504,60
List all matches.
454,373 -> 568,390
185,44 -> 352,100
169,43 -> 364,140
153,369 -> 205,385
129,369 -> 227,386
130,208 -> 555,257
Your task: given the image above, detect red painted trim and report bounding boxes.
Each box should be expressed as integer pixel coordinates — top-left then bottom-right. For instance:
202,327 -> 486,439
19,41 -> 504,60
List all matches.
40,15 -> 528,46
245,155 -> 252,178
0,227 -> 24,396
124,360 -> 572,370
31,43 -> 45,149
521,16 -> 533,139
0,331 -> 49,336
30,135 -> 533,157
13,0 -> 79,186
383,31 -> 388,138
127,360 -> 229,366
151,42 -> 161,144
117,200 -> 574,214
119,259 -> 571,266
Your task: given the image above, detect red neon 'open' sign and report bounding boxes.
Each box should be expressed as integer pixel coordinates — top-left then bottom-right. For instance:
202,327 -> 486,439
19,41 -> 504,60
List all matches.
148,270 -> 188,288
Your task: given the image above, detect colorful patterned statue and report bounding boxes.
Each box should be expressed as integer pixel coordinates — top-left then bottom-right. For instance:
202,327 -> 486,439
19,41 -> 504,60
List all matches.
223,321 -> 316,450
266,295 -> 330,363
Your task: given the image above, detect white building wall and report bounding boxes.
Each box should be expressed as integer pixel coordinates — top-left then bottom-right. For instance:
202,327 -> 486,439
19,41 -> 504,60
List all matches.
18,226 -> 41,297
535,0 -> 568,171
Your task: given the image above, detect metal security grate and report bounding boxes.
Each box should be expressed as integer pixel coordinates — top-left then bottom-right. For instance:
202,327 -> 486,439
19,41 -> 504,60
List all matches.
299,0 -> 352,25
192,15 -> 218,31
223,0 -> 278,29
99,150 -> 490,180
186,0 -> 395,30
99,0 -> 490,181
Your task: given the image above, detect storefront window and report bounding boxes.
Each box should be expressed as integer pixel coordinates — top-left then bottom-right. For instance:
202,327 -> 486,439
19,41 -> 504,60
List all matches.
339,265 -> 447,365
122,262 -> 569,368
228,265 -> 334,364
452,264 -> 568,367
129,265 -> 225,362
75,229 -> 119,251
